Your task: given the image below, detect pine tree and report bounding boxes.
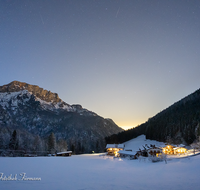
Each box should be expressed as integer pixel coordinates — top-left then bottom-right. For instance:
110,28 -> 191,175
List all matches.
0,130 -> 10,149
95,141 -> 99,153
33,135 -> 43,152
9,130 -> 18,150
48,132 -> 56,154
70,144 -> 75,153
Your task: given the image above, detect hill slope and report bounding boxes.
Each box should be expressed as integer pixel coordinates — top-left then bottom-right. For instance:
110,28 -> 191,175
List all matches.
106,88 -> 200,145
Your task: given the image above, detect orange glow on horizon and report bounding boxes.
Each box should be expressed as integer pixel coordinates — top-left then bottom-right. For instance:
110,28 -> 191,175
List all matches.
117,120 -> 144,130
120,126 -> 136,130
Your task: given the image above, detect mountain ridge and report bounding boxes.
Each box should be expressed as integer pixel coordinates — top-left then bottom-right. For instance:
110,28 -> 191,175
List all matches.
0,81 -> 123,154
0,81 -> 63,103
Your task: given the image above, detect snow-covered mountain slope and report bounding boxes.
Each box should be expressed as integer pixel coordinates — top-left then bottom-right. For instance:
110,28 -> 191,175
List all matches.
0,89 -> 97,115
0,81 -> 98,115
0,81 -> 123,153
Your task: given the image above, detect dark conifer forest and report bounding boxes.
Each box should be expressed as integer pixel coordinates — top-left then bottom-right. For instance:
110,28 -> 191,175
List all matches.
106,88 -> 200,145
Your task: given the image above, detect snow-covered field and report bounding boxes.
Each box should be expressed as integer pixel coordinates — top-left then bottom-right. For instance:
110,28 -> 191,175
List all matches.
1,153 -> 200,190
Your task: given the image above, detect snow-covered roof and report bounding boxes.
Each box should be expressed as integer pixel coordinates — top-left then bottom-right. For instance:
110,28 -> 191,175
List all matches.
118,150 -> 137,156
106,144 -> 117,148
56,151 -> 72,155
159,144 -> 166,148
147,147 -> 162,152
122,135 -> 166,152
138,146 -> 145,150
118,144 -> 124,148
106,144 -> 124,149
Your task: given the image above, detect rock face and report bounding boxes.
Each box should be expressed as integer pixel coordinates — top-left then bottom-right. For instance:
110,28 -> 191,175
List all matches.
0,81 -> 61,103
0,81 -> 123,153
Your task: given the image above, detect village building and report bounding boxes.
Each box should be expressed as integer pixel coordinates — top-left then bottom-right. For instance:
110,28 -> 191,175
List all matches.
162,145 -> 188,155
147,147 -> 162,157
56,151 -> 72,157
118,150 -> 137,159
173,147 -> 187,154
107,143 -> 164,159
136,148 -> 148,157
106,144 -> 124,156
162,145 -> 175,154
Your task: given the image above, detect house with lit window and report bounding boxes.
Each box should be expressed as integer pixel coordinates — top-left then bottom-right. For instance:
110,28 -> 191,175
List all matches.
106,144 -> 124,156
162,145 -> 187,155
173,147 -> 187,154
162,145 -> 175,154
147,147 -> 163,157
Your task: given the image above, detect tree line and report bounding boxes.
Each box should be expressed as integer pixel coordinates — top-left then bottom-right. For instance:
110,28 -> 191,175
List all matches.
0,129 -> 68,156
0,127 -> 105,156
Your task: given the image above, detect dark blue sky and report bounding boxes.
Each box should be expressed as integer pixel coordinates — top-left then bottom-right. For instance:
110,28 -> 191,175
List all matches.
1,0 -> 200,129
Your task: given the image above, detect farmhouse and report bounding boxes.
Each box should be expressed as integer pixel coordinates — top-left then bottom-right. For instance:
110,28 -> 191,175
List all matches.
118,150 -> 137,159
147,147 -> 162,157
118,144 -> 162,159
162,145 -> 188,155
173,147 -> 187,154
106,144 -> 124,156
162,145 -> 175,154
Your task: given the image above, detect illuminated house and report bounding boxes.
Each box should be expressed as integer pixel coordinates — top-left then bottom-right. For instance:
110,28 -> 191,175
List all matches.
173,147 -> 187,154
162,145 -> 187,155
162,145 -> 175,154
118,144 -> 162,159
147,147 -> 162,157
106,144 -> 124,156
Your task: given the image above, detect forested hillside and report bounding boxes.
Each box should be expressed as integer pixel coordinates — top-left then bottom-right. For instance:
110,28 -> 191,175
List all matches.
106,88 -> 200,145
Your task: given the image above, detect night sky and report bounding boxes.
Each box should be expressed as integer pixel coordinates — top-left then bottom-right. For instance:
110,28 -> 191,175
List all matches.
1,0 -> 200,130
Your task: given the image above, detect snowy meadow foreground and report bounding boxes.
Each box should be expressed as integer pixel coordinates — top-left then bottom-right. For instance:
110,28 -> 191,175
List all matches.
1,154 -> 200,190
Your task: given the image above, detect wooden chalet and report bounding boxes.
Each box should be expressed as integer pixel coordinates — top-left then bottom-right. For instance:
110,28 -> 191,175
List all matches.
56,151 -> 72,157
162,145 -> 175,154
118,150 -> 137,159
136,148 -> 148,157
162,145 -> 187,155
118,144 -> 162,159
137,144 -> 161,157
146,146 -> 162,157
173,147 -> 187,154
106,144 -> 124,156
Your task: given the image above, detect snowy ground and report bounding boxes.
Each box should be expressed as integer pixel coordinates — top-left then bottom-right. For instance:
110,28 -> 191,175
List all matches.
1,153 -> 200,190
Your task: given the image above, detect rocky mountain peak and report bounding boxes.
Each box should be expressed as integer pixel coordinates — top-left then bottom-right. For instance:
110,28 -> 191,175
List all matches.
0,81 -> 123,154
0,81 -> 61,103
